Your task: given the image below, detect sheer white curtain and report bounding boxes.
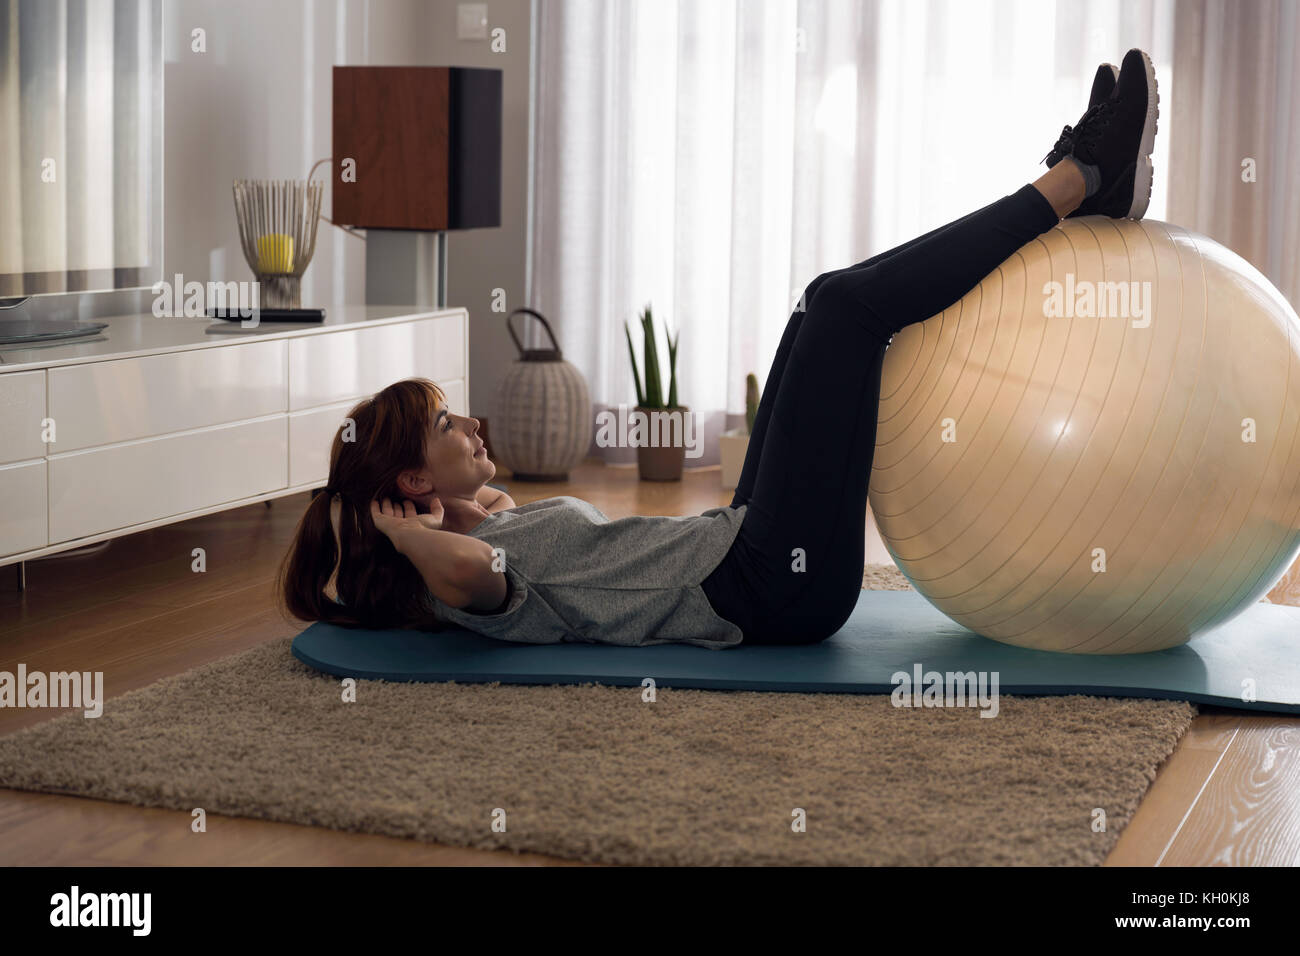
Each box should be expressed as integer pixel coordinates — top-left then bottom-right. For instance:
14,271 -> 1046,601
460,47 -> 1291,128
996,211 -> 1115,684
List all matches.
1168,0 -> 1300,307
528,0 -> 1174,465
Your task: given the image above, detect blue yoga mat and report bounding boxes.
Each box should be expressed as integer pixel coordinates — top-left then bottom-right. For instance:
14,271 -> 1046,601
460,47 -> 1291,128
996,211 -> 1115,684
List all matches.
291,589 -> 1300,713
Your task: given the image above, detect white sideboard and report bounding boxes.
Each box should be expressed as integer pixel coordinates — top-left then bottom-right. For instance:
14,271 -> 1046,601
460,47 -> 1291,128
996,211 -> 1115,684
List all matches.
0,305 -> 468,569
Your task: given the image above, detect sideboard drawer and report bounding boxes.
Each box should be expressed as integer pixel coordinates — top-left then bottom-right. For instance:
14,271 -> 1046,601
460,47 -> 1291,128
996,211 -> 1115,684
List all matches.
48,340 -> 287,452
441,377 -> 466,416
288,401 -> 354,488
288,313 -> 465,410
0,460 -> 47,556
48,417 -> 288,542
0,371 -> 47,464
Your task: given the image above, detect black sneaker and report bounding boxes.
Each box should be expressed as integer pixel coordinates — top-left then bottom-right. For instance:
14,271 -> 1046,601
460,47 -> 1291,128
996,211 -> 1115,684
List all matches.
1043,63 -> 1118,169
1069,49 -> 1159,219
1089,62 -> 1120,108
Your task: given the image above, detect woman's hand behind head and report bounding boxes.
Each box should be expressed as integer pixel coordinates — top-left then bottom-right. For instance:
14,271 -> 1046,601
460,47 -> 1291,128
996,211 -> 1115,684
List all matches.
371,497 -> 443,552
418,497 -> 446,530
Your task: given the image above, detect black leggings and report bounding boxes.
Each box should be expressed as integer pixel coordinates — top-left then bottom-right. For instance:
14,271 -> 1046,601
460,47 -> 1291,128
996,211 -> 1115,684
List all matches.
700,184 -> 1061,645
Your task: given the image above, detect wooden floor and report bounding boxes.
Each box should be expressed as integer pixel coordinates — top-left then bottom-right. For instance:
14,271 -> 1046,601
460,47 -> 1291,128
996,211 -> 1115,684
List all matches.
1,460 -> 1297,866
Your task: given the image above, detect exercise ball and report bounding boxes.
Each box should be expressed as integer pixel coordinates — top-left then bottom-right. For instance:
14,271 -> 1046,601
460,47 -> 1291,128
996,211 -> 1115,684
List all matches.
869,218 -> 1300,653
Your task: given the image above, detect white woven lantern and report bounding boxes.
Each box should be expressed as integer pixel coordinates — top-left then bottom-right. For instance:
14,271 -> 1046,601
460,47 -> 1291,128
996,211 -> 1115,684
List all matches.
493,308 -> 591,481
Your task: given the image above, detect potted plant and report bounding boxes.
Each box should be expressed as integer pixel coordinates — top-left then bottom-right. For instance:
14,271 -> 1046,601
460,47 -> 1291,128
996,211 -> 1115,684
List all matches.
720,373 -> 761,489
625,305 -> 687,481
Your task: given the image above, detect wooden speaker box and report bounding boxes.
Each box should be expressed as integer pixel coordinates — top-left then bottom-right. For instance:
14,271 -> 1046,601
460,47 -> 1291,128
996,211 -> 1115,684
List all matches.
332,66 -> 502,230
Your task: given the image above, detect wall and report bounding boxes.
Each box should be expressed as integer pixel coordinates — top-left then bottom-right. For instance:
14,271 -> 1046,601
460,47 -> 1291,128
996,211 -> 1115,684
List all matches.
415,1 -> 532,418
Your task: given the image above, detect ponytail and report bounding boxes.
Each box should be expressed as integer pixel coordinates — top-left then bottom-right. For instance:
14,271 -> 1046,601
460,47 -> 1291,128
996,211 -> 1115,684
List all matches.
279,489 -> 342,626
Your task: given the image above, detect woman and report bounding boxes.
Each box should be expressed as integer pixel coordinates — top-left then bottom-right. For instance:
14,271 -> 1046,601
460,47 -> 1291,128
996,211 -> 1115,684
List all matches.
282,49 -> 1159,649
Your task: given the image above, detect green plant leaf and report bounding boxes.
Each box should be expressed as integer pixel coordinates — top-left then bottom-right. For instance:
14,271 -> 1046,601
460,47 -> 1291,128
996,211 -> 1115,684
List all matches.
641,305 -> 663,408
667,329 -> 679,408
745,371 -> 760,434
624,322 -> 644,406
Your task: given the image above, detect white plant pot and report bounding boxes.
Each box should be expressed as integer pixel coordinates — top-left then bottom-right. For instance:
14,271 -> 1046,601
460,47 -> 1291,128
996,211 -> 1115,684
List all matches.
719,427 -> 750,490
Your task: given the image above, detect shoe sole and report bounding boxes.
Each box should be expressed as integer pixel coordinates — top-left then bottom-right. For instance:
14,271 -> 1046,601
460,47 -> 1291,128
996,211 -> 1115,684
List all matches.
1128,51 -> 1159,219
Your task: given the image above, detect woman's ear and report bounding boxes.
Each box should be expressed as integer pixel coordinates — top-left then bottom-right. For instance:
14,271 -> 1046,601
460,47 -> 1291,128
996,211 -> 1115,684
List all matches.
396,468 -> 434,500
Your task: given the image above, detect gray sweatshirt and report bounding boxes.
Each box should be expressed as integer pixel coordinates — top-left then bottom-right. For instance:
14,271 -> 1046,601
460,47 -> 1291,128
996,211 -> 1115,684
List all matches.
427,496 -> 747,649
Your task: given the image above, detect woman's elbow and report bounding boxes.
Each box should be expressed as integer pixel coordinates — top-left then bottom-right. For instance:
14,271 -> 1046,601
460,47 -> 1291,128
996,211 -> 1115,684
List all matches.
451,551 -> 506,609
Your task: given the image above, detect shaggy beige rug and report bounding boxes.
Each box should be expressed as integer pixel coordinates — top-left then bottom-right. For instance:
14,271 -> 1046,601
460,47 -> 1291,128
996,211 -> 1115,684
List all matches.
0,565 -> 1195,866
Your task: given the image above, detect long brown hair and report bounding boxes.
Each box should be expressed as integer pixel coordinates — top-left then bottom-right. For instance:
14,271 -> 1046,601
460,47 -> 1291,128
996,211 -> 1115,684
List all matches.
278,378 -> 446,630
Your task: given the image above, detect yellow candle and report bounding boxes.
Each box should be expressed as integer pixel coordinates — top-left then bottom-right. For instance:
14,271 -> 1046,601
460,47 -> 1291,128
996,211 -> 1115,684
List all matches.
256,233 -> 295,273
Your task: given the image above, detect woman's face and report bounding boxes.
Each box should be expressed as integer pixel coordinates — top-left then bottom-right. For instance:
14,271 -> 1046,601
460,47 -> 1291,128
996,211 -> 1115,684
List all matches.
397,402 -> 495,503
